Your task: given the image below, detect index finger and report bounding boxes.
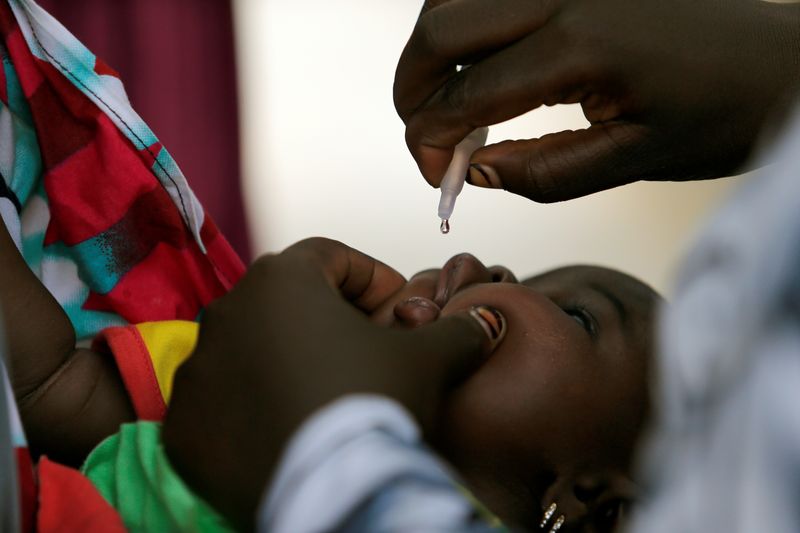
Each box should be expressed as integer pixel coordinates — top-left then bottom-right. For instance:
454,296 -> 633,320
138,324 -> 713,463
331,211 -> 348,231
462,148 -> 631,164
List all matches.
393,0 -> 556,182
395,0 -> 552,118
283,238 -> 407,313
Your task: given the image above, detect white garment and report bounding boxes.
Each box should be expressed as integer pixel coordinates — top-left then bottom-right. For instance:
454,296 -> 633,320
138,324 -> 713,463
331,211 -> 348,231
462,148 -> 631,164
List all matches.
630,108 -> 800,532
259,395 -> 499,533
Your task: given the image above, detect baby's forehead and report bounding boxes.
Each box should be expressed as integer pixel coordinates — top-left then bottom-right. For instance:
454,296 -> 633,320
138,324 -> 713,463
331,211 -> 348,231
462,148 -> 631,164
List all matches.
522,265 -> 660,310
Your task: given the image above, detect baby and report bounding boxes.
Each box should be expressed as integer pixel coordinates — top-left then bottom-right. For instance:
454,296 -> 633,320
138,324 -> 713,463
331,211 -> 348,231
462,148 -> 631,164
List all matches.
4,210 -> 657,531
370,253 -> 658,530
143,245 -> 660,532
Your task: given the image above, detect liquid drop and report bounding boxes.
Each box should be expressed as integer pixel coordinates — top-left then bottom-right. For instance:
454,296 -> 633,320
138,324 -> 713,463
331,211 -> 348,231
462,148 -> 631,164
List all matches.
440,218 -> 450,234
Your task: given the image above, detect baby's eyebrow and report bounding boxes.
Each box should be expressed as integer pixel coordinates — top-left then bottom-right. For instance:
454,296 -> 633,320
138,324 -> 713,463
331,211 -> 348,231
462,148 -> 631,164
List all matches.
588,282 -> 628,326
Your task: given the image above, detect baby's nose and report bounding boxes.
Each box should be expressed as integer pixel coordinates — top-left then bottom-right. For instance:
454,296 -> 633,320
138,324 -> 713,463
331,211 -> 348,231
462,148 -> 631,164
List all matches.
435,253 -> 493,306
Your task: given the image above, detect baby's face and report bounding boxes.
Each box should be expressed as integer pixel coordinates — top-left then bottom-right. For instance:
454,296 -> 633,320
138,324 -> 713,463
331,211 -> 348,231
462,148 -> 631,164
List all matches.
371,254 -> 658,530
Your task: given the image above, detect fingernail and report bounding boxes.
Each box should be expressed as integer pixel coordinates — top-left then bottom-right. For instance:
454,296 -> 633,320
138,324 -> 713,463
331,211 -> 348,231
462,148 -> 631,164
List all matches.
395,297 -> 441,327
404,296 -> 436,309
469,305 -> 506,342
467,164 -> 503,189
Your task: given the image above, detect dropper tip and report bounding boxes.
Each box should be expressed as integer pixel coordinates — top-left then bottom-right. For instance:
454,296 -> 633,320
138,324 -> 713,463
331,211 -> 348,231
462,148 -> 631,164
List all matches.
440,218 -> 450,234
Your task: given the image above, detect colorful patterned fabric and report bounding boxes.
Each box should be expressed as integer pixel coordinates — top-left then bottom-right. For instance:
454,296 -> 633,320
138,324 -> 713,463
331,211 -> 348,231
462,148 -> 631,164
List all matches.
0,0 -> 245,343
0,2 -> 503,531
93,321 -> 199,420
0,0 -> 244,529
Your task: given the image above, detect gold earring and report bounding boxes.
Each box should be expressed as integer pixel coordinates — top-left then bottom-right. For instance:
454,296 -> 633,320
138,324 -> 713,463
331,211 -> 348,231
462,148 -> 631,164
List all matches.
540,502 -> 566,532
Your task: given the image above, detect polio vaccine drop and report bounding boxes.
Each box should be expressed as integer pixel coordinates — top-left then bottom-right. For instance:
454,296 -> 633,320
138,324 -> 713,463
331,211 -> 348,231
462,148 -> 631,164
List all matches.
436,127 -> 489,235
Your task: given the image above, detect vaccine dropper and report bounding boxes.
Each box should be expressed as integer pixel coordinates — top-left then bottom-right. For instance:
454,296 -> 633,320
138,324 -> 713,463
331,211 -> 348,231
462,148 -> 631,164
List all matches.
438,127 -> 489,234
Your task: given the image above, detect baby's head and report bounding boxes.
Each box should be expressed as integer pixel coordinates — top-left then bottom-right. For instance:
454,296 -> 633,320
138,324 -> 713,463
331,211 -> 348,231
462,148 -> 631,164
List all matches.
371,254 -> 660,531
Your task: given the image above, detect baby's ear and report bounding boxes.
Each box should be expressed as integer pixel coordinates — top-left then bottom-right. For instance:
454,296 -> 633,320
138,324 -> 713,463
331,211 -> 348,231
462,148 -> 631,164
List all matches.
540,472 -> 638,532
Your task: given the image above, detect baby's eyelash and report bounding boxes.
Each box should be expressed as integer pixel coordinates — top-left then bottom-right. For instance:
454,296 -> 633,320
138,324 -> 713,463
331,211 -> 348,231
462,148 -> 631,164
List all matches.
564,305 -> 598,337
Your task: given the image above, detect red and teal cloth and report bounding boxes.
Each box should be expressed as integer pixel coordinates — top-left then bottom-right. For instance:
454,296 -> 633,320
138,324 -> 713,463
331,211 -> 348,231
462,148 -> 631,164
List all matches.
0,0 -> 244,530
0,0 -> 244,342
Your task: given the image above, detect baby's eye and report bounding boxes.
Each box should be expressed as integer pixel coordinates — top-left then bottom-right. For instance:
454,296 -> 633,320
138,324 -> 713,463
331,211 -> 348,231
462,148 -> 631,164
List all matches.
564,306 -> 596,336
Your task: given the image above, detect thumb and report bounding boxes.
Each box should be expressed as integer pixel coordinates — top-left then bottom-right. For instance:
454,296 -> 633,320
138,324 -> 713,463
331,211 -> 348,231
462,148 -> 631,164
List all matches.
419,0 -> 455,16
471,123 -> 652,203
411,305 -> 507,390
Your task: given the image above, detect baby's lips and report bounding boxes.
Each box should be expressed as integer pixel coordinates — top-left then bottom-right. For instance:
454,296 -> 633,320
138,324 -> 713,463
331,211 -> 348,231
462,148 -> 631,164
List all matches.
394,296 -> 441,327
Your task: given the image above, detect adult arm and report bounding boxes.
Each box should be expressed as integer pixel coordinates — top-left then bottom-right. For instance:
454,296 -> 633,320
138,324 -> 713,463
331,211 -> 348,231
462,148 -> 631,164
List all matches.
394,0 -> 800,202
162,238 -> 505,531
0,219 -> 135,466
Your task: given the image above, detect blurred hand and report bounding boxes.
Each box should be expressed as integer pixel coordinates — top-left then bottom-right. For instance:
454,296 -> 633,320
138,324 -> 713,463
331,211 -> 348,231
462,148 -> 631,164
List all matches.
394,0 -> 800,202
162,238 -> 505,529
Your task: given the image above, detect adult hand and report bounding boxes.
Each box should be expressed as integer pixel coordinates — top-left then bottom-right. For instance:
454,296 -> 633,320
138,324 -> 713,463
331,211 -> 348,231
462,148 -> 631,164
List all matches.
394,0 -> 800,202
162,238 -> 505,530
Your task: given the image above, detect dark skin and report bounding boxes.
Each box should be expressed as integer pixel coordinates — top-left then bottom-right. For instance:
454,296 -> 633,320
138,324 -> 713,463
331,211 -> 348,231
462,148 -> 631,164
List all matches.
162,238 -> 503,531
3,0 -> 789,526
394,0 -> 800,202
372,254 -> 659,531
0,225 -> 497,477
3,210 -> 653,531
0,215 -> 135,466
164,242 -> 658,532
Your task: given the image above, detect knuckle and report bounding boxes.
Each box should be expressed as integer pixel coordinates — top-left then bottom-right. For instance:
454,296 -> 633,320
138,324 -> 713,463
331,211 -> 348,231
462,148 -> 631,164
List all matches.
419,0 -> 449,16
292,236 -> 338,253
293,237 -> 347,265
393,83 -> 412,122
247,252 -> 296,285
411,9 -> 466,65
441,72 -> 471,116
285,237 -> 338,265
412,14 -> 447,59
250,252 -> 278,274
523,148 -> 561,202
404,123 -> 418,151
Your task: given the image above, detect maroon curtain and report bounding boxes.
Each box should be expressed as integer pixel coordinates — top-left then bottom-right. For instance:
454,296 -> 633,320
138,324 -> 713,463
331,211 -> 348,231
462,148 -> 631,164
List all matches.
37,0 -> 252,262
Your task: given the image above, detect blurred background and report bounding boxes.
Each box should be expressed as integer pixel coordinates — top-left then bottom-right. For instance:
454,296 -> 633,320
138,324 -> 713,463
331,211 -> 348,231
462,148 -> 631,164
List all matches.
40,0 -> 746,294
